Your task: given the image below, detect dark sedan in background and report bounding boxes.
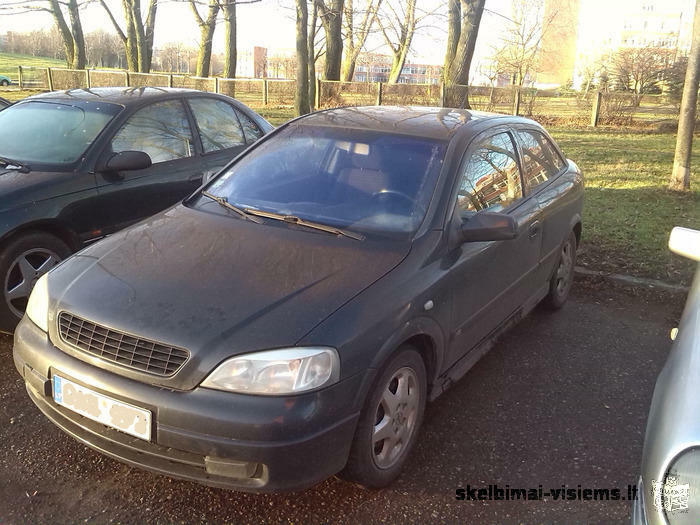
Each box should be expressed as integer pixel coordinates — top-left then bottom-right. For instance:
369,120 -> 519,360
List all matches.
14,106 -> 583,492
0,87 -> 272,331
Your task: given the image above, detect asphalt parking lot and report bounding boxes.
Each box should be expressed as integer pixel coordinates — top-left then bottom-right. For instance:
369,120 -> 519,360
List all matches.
0,279 -> 683,524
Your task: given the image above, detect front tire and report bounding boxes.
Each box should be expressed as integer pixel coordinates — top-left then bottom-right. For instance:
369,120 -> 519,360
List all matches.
0,80 -> 8,87
0,232 -> 71,333
340,346 -> 427,488
542,230 -> 577,310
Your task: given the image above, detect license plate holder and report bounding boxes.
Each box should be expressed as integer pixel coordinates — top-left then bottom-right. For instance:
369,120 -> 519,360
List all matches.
52,374 -> 152,441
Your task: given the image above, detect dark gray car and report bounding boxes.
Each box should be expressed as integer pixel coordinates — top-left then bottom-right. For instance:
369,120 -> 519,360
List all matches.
633,227 -> 700,525
14,106 -> 584,492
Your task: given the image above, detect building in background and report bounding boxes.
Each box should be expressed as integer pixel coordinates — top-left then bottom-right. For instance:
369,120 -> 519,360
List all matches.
353,53 -> 442,84
237,46 -> 268,78
535,0 -> 694,89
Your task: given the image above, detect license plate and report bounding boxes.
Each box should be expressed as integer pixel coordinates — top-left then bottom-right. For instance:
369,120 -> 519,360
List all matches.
53,374 -> 152,441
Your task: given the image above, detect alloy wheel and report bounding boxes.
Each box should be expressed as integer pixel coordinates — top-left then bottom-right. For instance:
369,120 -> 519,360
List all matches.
555,239 -> 574,296
5,248 -> 61,318
372,366 -> 420,469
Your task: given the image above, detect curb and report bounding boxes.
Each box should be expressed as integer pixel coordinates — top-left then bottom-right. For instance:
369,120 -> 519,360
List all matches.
574,266 -> 690,293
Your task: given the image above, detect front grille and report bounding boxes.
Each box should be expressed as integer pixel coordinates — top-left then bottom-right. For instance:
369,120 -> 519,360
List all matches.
58,312 -> 189,377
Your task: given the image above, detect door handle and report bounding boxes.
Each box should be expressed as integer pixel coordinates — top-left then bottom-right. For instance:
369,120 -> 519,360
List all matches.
188,172 -> 204,182
528,220 -> 541,239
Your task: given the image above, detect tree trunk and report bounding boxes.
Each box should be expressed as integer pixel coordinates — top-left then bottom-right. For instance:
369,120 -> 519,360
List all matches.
386,0 -> 415,83
144,0 -> 158,71
316,0 -> 344,80
122,0 -> 140,71
67,0 -> 86,69
387,41 -> 410,83
48,0 -> 75,68
296,0 -> 311,115
443,0 -> 485,108
193,1 -> 220,77
670,0 -> 700,191
223,1 -> 237,78
341,0 -> 354,81
308,2 -> 319,108
443,0 -> 460,75
341,0 -> 380,82
130,0 -> 149,72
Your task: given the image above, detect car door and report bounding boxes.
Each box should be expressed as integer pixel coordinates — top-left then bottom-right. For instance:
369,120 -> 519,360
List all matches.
93,98 -> 205,234
446,129 -> 543,368
513,127 -> 573,283
186,97 -> 264,181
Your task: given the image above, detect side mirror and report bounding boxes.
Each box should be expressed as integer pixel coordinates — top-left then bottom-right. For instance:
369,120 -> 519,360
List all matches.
669,227 -> 700,262
460,211 -> 517,242
104,151 -> 152,172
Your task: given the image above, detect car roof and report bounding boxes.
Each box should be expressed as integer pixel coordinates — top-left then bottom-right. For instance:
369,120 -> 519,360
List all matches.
295,106 -> 532,141
24,86 -> 205,105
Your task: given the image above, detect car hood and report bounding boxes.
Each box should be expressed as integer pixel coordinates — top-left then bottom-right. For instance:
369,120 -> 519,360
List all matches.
48,204 -> 411,389
0,167 -> 87,212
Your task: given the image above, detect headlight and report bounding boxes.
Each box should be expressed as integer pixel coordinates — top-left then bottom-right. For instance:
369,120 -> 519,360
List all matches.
26,273 -> 49,332
201,347 -> 340,395
651,447 -> 700,525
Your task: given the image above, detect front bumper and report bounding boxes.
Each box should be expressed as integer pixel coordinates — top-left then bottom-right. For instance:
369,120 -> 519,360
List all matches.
14,316 -> 362,492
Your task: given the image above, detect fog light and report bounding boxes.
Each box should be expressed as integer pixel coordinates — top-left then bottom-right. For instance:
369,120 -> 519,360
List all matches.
204,457 -> 261,479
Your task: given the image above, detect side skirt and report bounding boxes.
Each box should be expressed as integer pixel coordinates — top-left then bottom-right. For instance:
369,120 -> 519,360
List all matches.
429,283 -> 548,401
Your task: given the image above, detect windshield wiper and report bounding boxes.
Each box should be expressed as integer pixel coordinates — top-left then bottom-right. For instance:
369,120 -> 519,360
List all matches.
242,208 -> 364,241
0,156 -> 30,173
201,191 -> 263,224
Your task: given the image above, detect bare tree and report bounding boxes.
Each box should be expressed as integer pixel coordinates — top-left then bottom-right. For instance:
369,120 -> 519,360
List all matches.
491,0 -> 556,87
2,0 -> 87,68
315,0 -> 344,80
341,0 -> 382,81
99,0 -> 158,72
188,0 -> 219,76
295,0 -> 311,115
374,0 -> 437,83
670,0 -> 700,192
612,46 -> 674,96
85,30 -> 125,68
308,1 -> 324,107
443,0 -> 485,107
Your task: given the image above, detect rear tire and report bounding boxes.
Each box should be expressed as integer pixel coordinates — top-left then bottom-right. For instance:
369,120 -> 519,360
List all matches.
0,232 -> 71,333
542,230 -> 577,310
0,80 -> 8,87
340,346 -> 427,488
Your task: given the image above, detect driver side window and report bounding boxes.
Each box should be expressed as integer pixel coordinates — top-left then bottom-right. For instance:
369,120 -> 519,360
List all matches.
111,100 -> 194,164
456,132 -> 523,214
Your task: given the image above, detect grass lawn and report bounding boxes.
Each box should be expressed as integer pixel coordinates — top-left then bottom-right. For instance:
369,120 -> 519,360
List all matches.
550,127 -> 699,285
0,52 -> 65,81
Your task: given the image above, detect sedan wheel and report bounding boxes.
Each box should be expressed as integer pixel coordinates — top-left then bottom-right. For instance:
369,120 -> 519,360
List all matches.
5,248 -> 61,318
543,230 -> 577,310
372,366 -> 420,469
341,347 -> 426,488
0,232 -> 71,332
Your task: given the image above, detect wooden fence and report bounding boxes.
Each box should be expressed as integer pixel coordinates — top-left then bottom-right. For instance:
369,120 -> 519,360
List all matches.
11,65 -> 682,127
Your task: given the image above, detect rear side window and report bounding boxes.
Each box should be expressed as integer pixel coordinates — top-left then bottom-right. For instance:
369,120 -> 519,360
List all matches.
456,132 -> 523,214
516,129 -> 565,194
112,100 -> 194,164
235,109 -> 263,144
188,98 -> 246,153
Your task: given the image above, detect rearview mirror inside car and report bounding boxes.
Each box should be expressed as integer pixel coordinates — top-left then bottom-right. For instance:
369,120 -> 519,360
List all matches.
460,211 -> 517,243
669,227 -> 700,262
104,151 -> 152,172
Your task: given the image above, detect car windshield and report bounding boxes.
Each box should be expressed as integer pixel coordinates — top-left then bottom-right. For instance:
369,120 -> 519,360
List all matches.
0,100 -> 121,165
203,125 -> 446,235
